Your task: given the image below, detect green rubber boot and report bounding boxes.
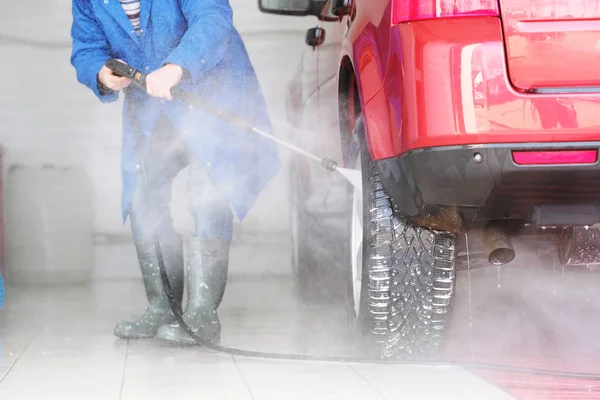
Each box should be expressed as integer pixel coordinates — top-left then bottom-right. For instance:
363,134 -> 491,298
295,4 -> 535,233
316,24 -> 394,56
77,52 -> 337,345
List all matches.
114,236 -> 184,339
156,238 -> 230,345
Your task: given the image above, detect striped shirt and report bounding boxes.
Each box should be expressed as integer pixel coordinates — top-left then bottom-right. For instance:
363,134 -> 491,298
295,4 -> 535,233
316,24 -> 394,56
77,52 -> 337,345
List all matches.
120,0 -> 141,36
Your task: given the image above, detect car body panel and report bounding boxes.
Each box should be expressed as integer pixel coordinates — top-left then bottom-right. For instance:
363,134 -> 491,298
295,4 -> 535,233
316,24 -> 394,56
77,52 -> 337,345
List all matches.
500,0 -> 600,90
344,0 -> 394,161
279,0 -> 600,229
333,4 -> 600,160
386,18 -> 600,158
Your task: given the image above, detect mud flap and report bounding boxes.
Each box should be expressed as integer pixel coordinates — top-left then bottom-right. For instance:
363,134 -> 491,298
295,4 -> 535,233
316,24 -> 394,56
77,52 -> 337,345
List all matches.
559,227 -> 600,266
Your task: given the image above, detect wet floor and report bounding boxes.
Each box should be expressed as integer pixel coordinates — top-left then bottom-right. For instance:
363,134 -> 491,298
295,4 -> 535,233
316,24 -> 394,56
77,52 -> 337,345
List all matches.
2,239 -> 600,399
445,259 -> 600,399
0,243 -> 510,400
2,2 -> 600,399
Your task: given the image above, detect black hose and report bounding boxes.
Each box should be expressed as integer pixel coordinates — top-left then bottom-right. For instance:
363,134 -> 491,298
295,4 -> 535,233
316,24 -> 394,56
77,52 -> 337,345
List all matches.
118,64 -> 600,382
155,261 -> 600,380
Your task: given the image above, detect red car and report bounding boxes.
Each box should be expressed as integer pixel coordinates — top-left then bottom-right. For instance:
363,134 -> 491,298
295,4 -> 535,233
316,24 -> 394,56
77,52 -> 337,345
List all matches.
259,0 -> 600,359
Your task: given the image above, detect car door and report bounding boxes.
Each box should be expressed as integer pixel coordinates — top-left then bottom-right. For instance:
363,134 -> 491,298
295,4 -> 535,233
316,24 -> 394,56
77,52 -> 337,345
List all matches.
292,3 -> 347,219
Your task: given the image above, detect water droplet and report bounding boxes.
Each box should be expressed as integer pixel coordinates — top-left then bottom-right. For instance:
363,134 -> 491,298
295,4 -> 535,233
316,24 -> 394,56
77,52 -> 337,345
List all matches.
464,232 -> 474,360
497,264 -> 501,289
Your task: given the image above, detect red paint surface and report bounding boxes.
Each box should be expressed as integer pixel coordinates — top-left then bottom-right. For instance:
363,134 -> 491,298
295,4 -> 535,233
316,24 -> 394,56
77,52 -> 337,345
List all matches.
513,150 -> 598,165
345,0 -> 395,161
392,0 -> 498,24
328,2 -> 600,158
500,0 -> 600,90
366,17 -> 600,159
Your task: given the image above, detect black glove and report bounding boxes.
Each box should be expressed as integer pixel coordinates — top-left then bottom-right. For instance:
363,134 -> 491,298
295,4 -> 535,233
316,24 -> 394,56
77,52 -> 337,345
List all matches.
97,77 -> 115,96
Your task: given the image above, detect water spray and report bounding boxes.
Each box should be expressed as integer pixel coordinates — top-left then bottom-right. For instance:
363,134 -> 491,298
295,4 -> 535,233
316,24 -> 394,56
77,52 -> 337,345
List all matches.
105,59 -> 362,192
106,59 -> 600,380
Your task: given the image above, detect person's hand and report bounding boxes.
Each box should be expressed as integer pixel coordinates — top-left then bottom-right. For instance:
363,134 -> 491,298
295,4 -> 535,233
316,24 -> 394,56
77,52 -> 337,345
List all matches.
145,63 -> 183,100
97,62 -> 131,91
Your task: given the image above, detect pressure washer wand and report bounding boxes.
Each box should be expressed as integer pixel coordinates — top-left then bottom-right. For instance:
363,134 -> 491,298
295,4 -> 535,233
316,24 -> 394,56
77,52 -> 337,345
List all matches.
178,88 -> 340,172
104,59 -> 340,172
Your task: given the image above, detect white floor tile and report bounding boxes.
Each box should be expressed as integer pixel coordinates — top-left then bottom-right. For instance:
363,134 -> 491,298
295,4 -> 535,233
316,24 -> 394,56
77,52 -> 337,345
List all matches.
122,385 -> 252,400
0,364 -> 124,395
0,386 -> 119,400
0,368 -> 9,381
2,365 -> 124,385
17,334 -> 127,362
0,320 -> 43,338
350,364 -> 515,400
248,386 -> 382,400
235,358 -> 383,400
0,335 -> 36,369
122,344 -> 252,400
126,340 -> 232,365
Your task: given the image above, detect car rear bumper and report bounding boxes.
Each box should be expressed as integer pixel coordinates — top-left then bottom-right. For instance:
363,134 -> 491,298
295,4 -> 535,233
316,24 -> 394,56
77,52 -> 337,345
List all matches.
376,142 -> 600,232
365,18 -> 600,161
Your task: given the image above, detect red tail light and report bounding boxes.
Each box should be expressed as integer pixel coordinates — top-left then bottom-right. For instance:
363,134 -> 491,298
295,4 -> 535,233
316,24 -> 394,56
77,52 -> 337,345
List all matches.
512,150 -> 598,165
392,0 -> 499,24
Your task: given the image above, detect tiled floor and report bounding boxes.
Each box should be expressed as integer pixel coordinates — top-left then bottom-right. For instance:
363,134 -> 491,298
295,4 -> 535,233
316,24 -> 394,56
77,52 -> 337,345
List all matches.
0,242 -> 517,400
4,240 -> 600,399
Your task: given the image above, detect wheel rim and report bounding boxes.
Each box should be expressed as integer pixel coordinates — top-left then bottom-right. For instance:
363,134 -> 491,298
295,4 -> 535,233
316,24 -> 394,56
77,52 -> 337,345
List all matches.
351,156 -> 363,317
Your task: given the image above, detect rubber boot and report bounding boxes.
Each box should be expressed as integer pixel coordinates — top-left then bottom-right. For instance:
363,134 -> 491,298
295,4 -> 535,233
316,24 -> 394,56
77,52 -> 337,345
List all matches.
156,238 -> 230,345
114,236 -> 184,339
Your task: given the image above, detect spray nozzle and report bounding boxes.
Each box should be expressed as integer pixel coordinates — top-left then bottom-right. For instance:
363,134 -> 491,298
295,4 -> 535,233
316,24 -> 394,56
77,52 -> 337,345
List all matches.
321,158 -> 338,172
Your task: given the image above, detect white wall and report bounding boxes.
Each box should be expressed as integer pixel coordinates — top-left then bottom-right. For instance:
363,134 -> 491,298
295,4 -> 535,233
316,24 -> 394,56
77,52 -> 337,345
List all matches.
0,1 -> 316,239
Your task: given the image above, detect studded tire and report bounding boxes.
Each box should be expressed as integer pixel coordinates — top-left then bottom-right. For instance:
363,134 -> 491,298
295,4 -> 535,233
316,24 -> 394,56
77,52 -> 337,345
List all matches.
351,116 -> 457,359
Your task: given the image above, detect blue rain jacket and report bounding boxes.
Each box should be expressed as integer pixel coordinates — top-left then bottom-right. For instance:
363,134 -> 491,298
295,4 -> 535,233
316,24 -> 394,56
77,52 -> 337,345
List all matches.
70,0 -> 280,222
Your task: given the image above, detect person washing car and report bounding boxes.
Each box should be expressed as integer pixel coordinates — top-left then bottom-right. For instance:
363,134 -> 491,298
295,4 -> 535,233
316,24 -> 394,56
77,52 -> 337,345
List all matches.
70,0 -> 280,344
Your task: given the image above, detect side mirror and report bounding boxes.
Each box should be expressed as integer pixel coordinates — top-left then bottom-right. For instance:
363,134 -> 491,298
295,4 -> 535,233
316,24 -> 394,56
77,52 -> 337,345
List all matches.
305,27 -> 326,49
258,0 -> 338,21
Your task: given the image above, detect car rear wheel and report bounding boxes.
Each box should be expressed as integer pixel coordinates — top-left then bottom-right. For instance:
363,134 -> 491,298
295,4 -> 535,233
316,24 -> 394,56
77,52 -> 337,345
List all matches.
346,115 -> 457,359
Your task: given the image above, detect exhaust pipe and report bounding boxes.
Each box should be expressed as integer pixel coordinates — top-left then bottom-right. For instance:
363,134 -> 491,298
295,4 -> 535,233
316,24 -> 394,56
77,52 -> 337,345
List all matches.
482,221 -> 516,266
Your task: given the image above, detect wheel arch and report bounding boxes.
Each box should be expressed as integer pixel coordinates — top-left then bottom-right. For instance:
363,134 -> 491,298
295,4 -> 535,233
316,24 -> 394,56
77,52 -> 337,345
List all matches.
338,56 -> 395,165
338,56 -> 362,166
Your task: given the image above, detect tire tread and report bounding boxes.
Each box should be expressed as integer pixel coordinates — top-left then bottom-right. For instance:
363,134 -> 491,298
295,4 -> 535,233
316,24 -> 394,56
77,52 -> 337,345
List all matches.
364,164 -> 456,359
